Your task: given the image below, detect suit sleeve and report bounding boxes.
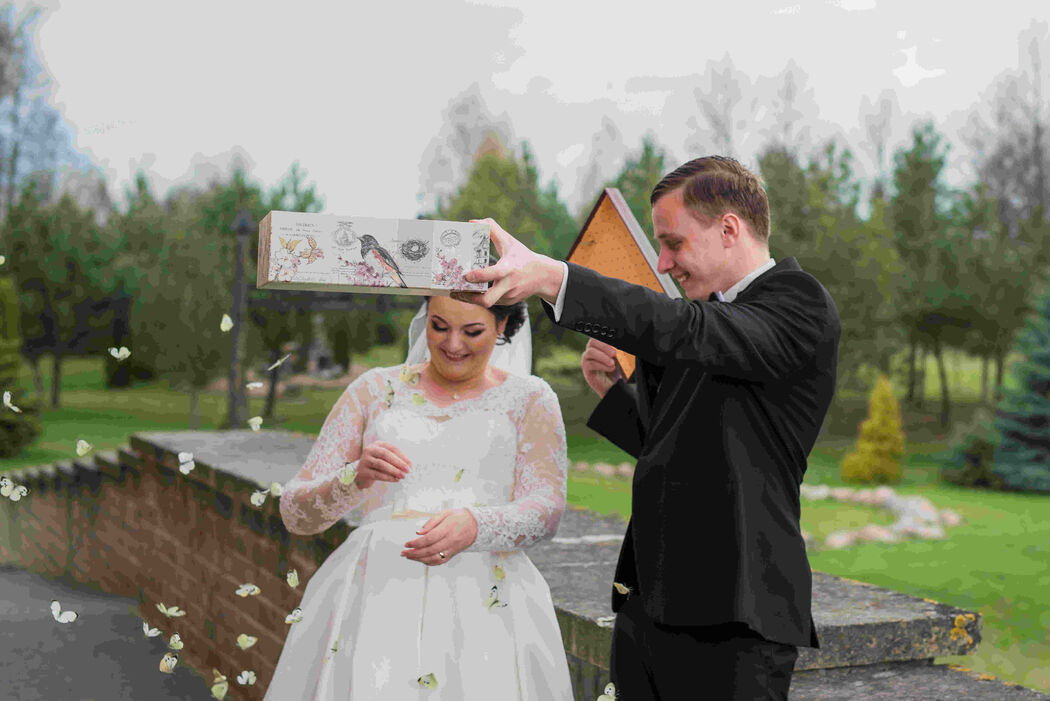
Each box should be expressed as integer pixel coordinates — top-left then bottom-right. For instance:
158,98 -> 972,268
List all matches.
585,373 -> 644,459
551,262 -> 836,382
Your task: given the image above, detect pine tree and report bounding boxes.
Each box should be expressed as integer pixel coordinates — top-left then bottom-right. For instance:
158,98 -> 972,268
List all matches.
840,374 -> 906,483
992,277 -> 1050,492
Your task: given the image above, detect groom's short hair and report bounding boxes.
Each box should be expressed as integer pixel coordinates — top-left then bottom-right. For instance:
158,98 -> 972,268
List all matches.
650,156 -> 771,244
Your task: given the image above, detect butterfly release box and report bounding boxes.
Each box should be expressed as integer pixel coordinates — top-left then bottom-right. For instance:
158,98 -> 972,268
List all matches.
257,211 -> 492,296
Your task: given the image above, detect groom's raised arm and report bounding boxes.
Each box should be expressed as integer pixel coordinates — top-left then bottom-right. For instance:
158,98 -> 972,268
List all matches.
543,261 -> 836,383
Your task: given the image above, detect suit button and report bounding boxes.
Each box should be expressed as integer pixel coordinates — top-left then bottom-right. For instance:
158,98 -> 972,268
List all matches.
574,323 -> 583,331
601,325 -> 609,334
583,323 -> 592,332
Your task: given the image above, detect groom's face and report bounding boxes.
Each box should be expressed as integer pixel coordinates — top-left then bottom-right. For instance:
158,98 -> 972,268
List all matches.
652,187 -> 729,301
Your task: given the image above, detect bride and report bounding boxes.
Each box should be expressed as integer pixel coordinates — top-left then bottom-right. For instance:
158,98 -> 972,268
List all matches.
265,290 -> 575,700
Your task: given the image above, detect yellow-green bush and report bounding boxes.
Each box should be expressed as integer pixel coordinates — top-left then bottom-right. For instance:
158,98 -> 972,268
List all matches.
840,373 -> 906,483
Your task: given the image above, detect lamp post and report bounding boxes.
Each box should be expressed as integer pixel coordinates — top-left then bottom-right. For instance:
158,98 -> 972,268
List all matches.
226,209 -> 253,429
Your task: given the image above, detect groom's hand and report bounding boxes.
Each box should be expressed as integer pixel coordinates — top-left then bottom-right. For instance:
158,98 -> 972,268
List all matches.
450,218 -> 563,307
582,338 -> 624,399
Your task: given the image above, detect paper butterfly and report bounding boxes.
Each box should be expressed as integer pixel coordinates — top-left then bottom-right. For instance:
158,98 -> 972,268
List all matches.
384,381 -> 395,407
142,621 -> 162,638
267,353 -> 291,371
250,490 -> 267,507
0,254 -> 5,265
246,381 -> 263,390
2,390 -> 21,413
286,569 -> 299,588
237,670 -> 256,685
399,367 -> 420,385
50,600 -> 77,623
75,439 -> 92,457
159,651 -> 178,674
417,673 -> 438,689
1,476 -> 28,502
268,481 -> 283,497
168,633 -> 184,650
494,563 -> 505,581
285,607 -> 303,624
411,392 -> 425,406
613,582 -> 631,596
598,681 -> 617,701
156,602 -> 186,618
220,314 -> 233,332
210,669 -> 229,700
235,583 -> 260,597
108,346 -> 130,361
484,585 -> 507,610
248,416 -> 262,431
236,633 -> 257,650
177,451 -> 195,475
453,468 -> 464,483
338,462 -> 357,485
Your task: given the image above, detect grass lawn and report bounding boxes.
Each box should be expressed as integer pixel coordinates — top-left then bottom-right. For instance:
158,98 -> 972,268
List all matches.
3,349 -> 1048,692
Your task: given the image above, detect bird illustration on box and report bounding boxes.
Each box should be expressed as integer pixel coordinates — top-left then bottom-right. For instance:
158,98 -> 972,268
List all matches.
353,233 -> 407,287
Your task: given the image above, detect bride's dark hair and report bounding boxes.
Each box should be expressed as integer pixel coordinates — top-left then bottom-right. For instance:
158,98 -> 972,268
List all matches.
425,254 -> 528,345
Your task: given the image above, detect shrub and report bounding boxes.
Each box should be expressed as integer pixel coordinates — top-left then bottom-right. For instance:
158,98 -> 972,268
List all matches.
840,373 -> 906,484
939,406 -> 1006,489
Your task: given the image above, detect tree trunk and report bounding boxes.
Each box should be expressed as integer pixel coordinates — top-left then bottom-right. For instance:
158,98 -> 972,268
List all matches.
905,338 -> 917,404
916,346 -> 927,410
188,387 -> 201,430
264,348 -> 281,419
994,351 -> 1006,403
50,351 -> 62,409
29,355 -> 44,398
933,338 -> 951,428
980,354 -> 989,405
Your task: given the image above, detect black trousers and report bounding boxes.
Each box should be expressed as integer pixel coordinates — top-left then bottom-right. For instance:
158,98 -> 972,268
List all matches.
610,593 -> 799,700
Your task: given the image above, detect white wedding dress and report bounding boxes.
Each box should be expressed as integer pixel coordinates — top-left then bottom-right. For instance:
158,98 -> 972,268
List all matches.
266,363 -> 574,700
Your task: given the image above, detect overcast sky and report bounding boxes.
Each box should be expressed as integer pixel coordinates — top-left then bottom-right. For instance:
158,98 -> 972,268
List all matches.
18,0 -> 1050,219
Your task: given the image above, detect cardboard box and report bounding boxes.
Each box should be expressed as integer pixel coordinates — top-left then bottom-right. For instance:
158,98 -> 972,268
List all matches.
257,211 -> 491,295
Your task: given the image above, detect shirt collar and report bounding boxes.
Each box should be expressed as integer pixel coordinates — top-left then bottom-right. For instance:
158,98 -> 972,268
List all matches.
719,258 -> 776,303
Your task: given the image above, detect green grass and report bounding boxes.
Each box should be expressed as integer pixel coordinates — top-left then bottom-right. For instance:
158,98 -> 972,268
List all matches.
3,348 -> 1049,691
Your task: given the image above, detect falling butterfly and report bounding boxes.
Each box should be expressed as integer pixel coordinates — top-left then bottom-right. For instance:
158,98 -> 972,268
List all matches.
0,476 -> 28,502
0,254 -> 5,265
168,632 -> 184,650
50,600 -> 77,623
108,346 -> 130,362
142,620 -> 162,638
156,602 -> 186,618
267,353 -> 291,372
250,489 -> 268,507
417,672 -> 439,689
483,585 -> 507,610
453,468 -> 464,483
268,481 -> 283,497
246,381 -> 264,390
248,416 -> 262,431
300,236 -> 323,264
220,314 -> 233,332
285,607 -> 303,624
159,651 -> 178,674
399,366 -> 420,385
210,669 -> 229,700
177,451 -> 195,475
286,569 -> 299,588
494,563 -> 505,581
384,380 -> 396,407
613,582 -> 631,596
411,392 -> 426,406
236,633 -> 257,650
237,670 -> 257,685
2,390 -> 21,413
338,462 -> 357,485
235,583 -> 260,597
598,681 -> 617,701
75,439 -> 93,457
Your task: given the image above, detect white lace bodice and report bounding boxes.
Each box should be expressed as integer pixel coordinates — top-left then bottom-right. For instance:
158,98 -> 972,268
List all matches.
279,363 -> 569,552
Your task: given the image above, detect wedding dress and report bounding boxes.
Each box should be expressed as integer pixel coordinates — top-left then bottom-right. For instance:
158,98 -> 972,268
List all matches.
266,362 -> 574,700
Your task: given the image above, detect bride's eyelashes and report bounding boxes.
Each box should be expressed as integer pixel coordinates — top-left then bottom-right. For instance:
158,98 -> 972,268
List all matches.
431,322 -> 483,337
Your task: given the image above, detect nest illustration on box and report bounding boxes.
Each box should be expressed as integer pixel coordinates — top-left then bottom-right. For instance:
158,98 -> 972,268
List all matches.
258,212 -> 490,296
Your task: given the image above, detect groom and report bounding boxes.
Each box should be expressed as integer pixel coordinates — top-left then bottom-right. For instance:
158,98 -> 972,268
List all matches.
452,156 -> 839,699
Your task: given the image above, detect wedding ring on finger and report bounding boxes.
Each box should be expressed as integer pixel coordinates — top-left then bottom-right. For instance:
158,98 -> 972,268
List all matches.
438,552 -> 446,560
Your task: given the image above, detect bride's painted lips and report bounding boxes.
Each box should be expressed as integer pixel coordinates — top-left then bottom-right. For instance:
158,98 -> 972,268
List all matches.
443,350 -> 470,361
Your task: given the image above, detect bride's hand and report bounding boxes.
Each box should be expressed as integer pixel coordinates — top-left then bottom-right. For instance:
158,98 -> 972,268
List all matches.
401,508 -> 478,566
353,441 -> 411,490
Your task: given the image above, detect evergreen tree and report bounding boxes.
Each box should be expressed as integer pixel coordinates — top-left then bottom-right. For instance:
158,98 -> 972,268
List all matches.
992,276 -> 1050,492
0,275 -> 41,458
840,374 -> 906,483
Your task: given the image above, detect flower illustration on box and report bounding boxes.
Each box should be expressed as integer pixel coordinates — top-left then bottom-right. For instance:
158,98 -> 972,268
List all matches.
434,248 -> 468,289
270,236 -> 325,282
337,253 -> 386,287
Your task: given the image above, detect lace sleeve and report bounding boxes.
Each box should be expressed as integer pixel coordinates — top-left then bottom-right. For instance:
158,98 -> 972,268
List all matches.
463,382 -> 568,552
279,369 -> 390,535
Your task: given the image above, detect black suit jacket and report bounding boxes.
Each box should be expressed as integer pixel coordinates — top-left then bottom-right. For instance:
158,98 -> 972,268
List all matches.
542,258 -> 839,648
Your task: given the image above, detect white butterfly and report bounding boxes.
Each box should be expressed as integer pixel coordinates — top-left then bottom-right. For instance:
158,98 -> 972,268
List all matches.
247,416 -> 262,431
0,254 -> 5,265
177,451 -> 195,474
156,602 -> 186,618
246,381 -> 263,390
286,569 -> 299,588
211,669 -> 229,700
159,651 -> 178,674
613,582 -> 631,596
1,476 -> 28,502
268,481 -> 283,497
338,462 -> 356,485
417,672 -> 438,689
483,585 -> 507,610
75,439 -> 92,457
285,607 -> 303,624
235,633 -> 257,650
220,314 -> 233,332
267,353 -> 291,371
598,681 -> 618,700
250,490 -> 267,507
142,620 -> 162,638
237,670 -> 256,685
108,346 -> 130,361
2,391 -> 20,413
168,632 -> 184,650
50,600 -> 77,623
235,583 -> 260,597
